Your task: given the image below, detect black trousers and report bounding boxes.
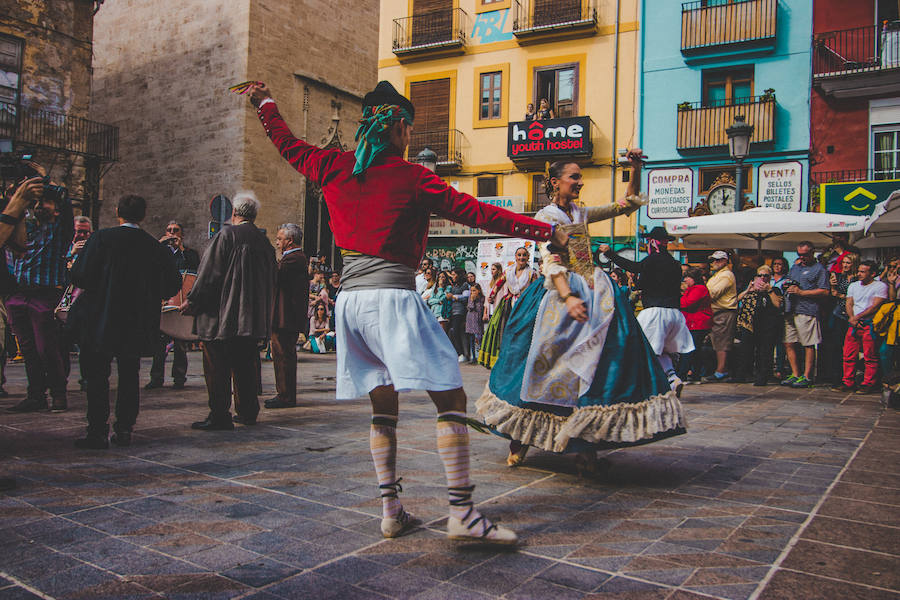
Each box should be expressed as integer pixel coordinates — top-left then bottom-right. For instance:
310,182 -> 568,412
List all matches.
677,329 -> 709,380
271,329 -> 299,404
81,348 -> 141,437
149,335 -> 188,384
201,337 -> 260,423
449,313 -> 468,359
736,326 -> 778,384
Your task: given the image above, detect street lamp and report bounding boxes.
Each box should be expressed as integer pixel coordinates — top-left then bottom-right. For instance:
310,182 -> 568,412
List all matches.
414,147 -> 437,173
726,114 -> 753,211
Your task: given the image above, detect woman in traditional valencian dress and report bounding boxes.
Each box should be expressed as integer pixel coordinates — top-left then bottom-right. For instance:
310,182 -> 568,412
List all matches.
478,247 -> 537,367
475,151 -> 687,471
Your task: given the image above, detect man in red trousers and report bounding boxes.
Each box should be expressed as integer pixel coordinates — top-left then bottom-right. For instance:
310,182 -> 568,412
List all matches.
248,80 -> 567,545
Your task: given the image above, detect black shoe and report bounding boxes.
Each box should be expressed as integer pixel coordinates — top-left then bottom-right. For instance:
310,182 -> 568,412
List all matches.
232,414 -> 258,425
264,397 -> 295,409
110,431 -> 132,447
0,476 -> 15,492
0,387 -> 8,398
753,380 -> 768,387
50,398 -> 68,413
144,380 -> 163,390
172,381 -> 185,390
6,397 -> 47,413
191,418 -> 234,431
830,383 -> 855,392
855,384 -> 877,395
74,436 -> 109,450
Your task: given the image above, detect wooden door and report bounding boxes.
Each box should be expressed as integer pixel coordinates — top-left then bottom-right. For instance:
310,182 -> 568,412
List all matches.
408,78 -> 451,162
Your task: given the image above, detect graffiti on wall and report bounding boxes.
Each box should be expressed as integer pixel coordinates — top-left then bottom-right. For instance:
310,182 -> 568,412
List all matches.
425,243 -> 479,273
471,9 -> 513,44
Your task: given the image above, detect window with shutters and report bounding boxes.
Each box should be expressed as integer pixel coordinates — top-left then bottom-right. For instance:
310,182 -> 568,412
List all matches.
412,0 -> 453,47
477,176 -> 498,197
531,174 -> 551,212
533,0 -> 583,28
0,35 -> 23,106
408,77 -> 452,164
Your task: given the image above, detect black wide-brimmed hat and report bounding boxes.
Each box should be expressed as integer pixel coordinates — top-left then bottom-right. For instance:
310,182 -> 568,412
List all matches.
363,81 -> 415,118
644,226 -> 674,241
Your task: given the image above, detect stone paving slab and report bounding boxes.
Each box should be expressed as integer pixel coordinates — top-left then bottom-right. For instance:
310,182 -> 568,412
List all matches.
0,352 -> 896,599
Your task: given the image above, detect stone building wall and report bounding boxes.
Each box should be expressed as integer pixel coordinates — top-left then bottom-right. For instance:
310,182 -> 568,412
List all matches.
91,0 -> 251,248
0,0 -> 96,200
92,0 -> 378,252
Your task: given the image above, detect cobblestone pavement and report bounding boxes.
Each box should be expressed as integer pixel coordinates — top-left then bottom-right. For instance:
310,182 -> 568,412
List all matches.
0,352 -> 897,600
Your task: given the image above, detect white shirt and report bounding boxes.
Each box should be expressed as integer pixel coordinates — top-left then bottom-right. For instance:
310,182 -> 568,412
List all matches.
847,279 -> 888,315
415,272 -> 427,294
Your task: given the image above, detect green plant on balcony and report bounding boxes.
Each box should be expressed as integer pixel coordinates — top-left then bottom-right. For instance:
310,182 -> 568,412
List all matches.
761,88 -> 776,101
677,101 -> 693,112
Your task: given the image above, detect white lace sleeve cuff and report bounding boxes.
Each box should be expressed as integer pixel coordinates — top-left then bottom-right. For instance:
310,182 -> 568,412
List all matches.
539,242 -> 568,288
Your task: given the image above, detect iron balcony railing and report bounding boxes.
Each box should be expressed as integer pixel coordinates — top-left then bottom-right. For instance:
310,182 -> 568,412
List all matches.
681,0 -> 777,51
513,0 -> 597,36
676,95 -> 775,150
0,101 -> 118,162
392,8 -> 468,55
408,129 -> 464,171
810,168 -> 899,186
813,23 -> 900,78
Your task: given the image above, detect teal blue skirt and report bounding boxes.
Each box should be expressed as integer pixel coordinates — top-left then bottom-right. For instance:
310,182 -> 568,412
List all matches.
475,274 -> 686,454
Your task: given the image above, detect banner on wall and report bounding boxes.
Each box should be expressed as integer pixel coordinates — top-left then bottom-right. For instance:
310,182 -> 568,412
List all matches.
475,238 -> 535,297
757,161 -> 803,211
647,168 -> 693,219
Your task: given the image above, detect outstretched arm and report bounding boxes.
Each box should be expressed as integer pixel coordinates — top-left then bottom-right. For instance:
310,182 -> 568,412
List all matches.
419,168 -> 568,246
585,149 -> 647,223
249,83 -> 340,185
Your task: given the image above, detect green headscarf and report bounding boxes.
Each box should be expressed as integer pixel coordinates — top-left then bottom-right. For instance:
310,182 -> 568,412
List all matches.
353,104 -> 414,176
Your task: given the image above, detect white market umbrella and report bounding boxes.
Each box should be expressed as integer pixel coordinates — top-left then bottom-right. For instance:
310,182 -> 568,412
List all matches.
664,207 -> 866,254
857,190 -> 900,249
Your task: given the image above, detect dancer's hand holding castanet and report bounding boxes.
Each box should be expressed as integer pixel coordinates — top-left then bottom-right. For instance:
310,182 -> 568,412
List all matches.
248,82 -> 272,108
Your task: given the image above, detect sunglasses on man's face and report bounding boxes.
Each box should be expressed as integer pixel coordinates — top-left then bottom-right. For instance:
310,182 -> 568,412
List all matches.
167,227 -> 181,233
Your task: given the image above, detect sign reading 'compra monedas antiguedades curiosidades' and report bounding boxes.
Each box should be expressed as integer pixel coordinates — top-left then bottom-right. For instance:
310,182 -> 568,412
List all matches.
647,168 -> 693,219
507,117 -> 592,159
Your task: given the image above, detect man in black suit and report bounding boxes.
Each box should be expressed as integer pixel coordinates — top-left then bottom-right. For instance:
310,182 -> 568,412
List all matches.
69,195 -> 182,449
265,223 -> 309,409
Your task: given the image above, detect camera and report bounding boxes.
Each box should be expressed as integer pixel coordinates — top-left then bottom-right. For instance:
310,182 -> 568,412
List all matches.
0,153 -> 67,206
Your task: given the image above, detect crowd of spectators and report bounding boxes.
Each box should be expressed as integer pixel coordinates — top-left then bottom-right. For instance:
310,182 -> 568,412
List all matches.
415,258 -> 485,364
606,236 -> 900,393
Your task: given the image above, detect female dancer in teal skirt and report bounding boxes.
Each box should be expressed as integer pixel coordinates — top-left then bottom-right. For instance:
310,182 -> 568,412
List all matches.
475,150 -> 687,471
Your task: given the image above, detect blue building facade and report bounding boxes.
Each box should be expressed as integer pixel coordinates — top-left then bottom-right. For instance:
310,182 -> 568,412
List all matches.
637,0 -> 813,262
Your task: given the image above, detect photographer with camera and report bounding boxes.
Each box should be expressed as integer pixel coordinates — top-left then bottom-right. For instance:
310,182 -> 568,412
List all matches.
0,174 -> 46,490
5,166 -> 73,414
146,220 -> 199,390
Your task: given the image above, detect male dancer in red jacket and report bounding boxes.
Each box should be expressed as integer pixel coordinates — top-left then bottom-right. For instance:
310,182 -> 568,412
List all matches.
248,81 -> 567,544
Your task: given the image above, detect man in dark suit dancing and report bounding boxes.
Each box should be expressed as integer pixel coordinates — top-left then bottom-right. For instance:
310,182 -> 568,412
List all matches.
70,195 -> 182,449
266,223 -> 309,409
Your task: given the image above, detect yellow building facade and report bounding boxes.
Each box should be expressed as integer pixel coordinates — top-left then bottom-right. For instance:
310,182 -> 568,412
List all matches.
378,0 -> 641,259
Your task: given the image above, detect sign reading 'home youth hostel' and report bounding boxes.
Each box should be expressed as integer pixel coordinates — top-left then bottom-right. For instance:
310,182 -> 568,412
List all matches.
507,117 -> 593,159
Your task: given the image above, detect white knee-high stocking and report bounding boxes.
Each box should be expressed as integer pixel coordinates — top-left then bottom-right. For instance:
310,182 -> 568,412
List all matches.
370,414 -> 401,519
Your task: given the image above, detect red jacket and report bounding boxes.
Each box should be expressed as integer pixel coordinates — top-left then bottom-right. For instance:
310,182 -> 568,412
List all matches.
257,101 -> 553,269
680,284 -> 713,331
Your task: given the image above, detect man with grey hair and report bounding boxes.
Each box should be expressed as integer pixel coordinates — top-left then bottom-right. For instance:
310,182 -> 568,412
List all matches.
267,223 -> 309,409
184,191 -> 275,429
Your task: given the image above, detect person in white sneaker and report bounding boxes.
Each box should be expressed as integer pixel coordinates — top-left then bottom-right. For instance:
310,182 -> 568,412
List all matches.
249,80 -> 568,544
